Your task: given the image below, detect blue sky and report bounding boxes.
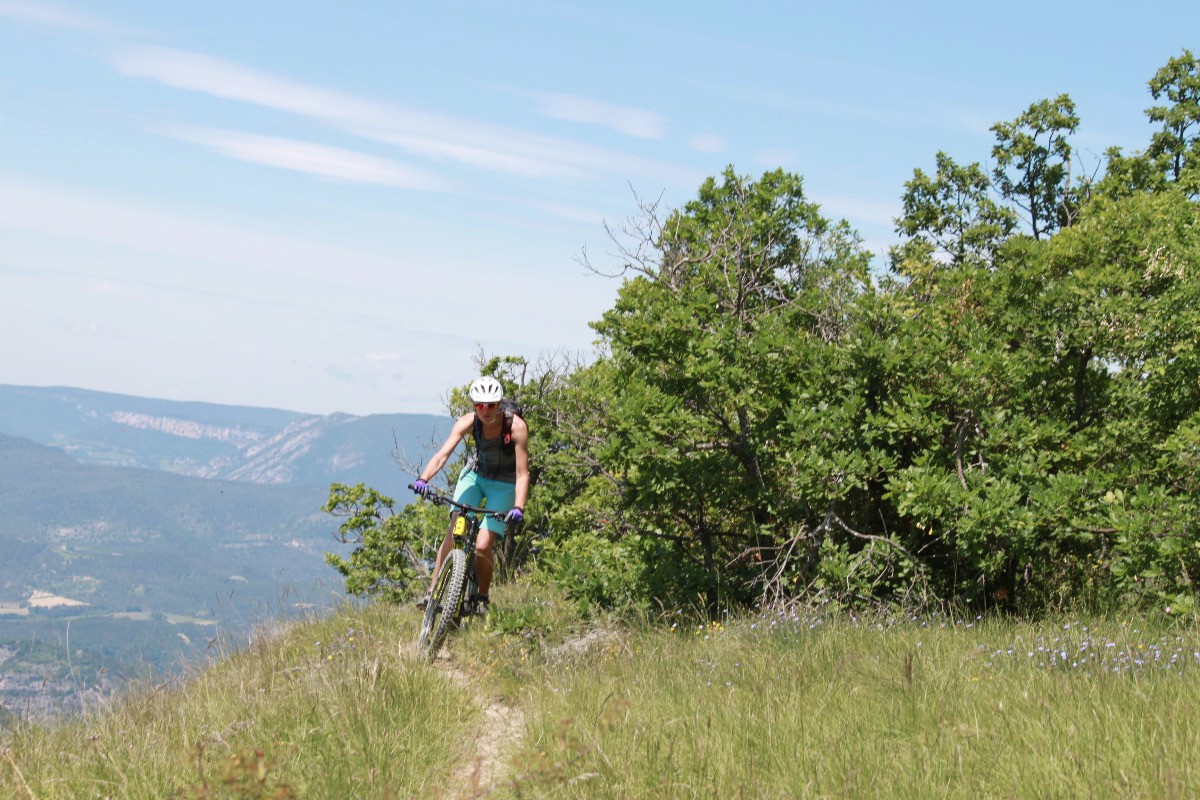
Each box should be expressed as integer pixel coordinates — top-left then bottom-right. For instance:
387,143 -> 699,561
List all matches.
1,0 -> 1194,415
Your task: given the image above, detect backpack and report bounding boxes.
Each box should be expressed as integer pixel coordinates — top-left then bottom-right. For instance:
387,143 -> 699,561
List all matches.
472,397 -> 524,457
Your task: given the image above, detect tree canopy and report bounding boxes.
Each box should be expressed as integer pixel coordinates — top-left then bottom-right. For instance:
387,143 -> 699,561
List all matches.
329,51 -> 1200,619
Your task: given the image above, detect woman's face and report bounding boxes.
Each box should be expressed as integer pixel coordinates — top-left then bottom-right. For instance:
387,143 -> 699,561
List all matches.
475,401 -> 500,425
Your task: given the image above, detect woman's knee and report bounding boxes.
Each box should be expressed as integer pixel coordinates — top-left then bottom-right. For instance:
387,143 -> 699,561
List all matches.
477,528 -> 496,554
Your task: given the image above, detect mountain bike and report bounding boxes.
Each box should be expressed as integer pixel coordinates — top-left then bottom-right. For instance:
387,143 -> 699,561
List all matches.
409,485 -> 505,661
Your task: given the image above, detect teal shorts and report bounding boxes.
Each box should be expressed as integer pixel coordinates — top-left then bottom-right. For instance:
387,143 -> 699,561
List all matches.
453,470 -> 516,536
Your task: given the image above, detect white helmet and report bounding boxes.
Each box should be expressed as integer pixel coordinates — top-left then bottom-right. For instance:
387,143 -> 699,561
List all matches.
469,376 -> 504,403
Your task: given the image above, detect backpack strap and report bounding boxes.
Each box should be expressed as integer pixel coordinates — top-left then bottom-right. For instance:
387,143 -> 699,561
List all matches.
501,407 -> 514,451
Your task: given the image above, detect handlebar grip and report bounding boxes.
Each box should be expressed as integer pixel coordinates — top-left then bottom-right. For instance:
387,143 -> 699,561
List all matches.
408,483 -> 444,502
407,486 -> 497,516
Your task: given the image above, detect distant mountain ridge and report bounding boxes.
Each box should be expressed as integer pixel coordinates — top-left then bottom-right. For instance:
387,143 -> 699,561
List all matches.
0,384 -> 448,492
0,384 -> 451,719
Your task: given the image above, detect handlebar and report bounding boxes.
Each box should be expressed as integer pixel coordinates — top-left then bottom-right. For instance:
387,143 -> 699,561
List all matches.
407,484 -> 508,520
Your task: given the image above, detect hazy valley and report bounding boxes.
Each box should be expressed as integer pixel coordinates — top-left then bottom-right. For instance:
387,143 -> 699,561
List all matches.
0,384 -> 447,720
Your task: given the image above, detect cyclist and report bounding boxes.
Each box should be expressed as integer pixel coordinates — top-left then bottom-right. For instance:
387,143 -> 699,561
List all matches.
412,376 -> 529,614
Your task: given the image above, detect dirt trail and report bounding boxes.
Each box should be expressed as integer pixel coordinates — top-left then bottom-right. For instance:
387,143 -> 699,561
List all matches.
439,658 -> 525,798
402,641 -> 525,798
403,625 -> 619,797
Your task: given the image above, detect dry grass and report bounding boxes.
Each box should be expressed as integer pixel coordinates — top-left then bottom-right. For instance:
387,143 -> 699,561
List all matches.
490,608 -> 1200,799
4,591 -> 1198,799
2,603 -> 476,798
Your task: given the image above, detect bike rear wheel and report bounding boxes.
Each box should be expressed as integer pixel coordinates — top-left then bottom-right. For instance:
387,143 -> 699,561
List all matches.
417,548 -> 466,661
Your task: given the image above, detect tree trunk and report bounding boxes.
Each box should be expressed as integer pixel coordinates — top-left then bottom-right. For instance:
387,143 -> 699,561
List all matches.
1072,346 -> 1092,427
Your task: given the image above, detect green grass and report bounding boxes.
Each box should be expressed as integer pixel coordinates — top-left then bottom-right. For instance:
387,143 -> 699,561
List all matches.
4,587 -> 1199,799
2,603 -> 478,798
491,609 -> 1200,799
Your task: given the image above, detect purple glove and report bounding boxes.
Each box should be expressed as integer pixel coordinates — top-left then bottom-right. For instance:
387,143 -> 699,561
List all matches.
413,479 -> 430,497
504,507 -> 524,525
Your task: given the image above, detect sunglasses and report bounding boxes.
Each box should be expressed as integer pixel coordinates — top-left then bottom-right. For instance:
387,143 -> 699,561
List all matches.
475,402 -> 498,410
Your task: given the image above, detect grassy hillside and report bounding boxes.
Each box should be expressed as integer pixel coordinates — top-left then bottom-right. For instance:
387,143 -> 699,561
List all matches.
3,584 -> 1198,798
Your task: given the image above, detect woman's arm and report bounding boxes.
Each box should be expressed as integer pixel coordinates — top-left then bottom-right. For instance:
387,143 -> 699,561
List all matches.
416,413 -> 475,482
510,415 -> 531,509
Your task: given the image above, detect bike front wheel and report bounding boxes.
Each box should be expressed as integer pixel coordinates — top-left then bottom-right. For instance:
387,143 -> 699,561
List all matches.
417,548 -> 466,661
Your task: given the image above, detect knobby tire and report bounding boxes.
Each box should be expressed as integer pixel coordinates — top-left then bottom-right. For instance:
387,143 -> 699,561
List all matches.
418,548 -> 466,661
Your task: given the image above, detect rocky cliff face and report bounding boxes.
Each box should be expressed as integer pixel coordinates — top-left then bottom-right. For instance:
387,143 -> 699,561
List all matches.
109,411 -> 265,446
0,384 -> 447,491
223,414 -> 356,484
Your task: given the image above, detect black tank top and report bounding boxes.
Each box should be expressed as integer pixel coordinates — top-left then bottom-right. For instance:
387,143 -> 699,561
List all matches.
470,424 -> 517,483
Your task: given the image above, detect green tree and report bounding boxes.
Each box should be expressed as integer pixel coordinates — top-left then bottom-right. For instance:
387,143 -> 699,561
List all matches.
1146,49 -> 1200,193
584,168 -> 871,611
876,188 -> 1200,610
1096,145 -> 1168,199
892,151 -> 1018,271
1028,190 -> 1200,607
323,483 -> 441,601
991,95 -> 1080,239
327,54 -> 1200,618
541,158 -> 1198,615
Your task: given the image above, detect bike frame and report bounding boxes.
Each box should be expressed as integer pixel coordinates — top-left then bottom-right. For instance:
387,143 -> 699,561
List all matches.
445,507 -> 482,609
410,485 -> 505,659
431,493 -> 502,582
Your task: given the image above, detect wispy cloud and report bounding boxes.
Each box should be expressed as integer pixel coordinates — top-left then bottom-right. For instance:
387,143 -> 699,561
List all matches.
687,133 -> 727,154
112,46 -> 384,124
159,125 -> 453,190
0,0 -> 126,33
324,352 -> 406,395
110,46 -> 695,186
0,174 -> 397,281
529,92 -> 667,140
